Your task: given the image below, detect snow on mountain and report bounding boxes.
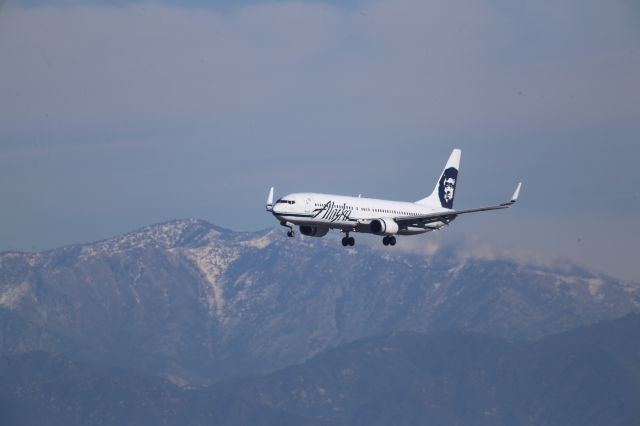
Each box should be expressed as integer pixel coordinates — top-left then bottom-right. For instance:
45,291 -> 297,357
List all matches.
0,219 -> 638,384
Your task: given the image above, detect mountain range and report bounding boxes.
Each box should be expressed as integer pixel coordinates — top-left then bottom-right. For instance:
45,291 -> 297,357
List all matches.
1,219 -> 638,385
2,314 -> 639,425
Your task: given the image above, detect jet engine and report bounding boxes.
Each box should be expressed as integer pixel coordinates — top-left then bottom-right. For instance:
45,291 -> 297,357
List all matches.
369,218 -> 399,235
299,225 -> 329,237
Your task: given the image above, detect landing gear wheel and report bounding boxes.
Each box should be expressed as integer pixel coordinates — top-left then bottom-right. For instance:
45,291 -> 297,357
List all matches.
382,236 -> 389,246
342,236 -> 355,246
342,232 -> 355,247
389,236 -> 396,246
280,221 -> 295,238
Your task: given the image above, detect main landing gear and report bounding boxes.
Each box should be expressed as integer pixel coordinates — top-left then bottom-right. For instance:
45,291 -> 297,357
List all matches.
341,232 -> 355,247
382,236 -> 396,246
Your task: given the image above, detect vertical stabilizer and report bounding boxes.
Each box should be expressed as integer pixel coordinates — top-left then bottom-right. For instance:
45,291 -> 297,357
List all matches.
415,149 -> 461,209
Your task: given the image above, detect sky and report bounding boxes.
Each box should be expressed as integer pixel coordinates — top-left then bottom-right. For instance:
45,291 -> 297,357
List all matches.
0,0 -> 639,281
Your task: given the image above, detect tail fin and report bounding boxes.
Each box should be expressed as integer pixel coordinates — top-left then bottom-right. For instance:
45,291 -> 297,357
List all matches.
415,149 -> 461,209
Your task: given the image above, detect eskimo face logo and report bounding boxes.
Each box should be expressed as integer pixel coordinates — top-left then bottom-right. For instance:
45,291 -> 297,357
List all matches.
438,167 -> 458,209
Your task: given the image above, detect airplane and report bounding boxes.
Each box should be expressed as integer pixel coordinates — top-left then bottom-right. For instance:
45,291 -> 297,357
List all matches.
266,149 -> 522,247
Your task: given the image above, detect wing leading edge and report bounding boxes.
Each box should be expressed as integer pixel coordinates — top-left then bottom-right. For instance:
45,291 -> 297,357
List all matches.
395,183 -> 522,227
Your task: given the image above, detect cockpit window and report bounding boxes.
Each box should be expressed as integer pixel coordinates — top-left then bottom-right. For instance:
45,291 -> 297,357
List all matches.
276,199 -> 295,204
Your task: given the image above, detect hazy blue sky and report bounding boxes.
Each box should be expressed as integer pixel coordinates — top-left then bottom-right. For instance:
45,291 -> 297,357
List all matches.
1,0 -> 639,281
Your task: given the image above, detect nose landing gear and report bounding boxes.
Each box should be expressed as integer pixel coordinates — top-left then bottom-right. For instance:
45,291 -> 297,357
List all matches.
280,221 -> 295,238
382,236 -> 396,246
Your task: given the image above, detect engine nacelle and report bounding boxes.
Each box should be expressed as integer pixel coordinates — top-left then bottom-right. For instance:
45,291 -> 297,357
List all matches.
299,225 -> 329,237
369,218 -> 399,235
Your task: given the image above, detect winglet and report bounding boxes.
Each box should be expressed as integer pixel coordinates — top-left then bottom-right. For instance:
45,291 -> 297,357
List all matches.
266,187 -> 274,211
511,182 -> 522,203
500,182 -> 522,206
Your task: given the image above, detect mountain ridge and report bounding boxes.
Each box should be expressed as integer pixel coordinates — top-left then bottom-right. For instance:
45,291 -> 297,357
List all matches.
1,218 -> 638,384
2,314 -> 639,426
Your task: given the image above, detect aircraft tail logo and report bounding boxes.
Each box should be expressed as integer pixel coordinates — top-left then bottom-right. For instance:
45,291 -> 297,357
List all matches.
437,166 -> 458,209
416,149 -> 461,209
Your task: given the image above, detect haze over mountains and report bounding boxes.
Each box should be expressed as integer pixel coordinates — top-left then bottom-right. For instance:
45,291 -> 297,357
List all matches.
1,219 -> 639,425
3,314 -> 640,426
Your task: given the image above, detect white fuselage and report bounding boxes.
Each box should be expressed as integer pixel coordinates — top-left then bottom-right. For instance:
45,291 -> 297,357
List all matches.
271,192 -> 448,236
267,149 -> 521,245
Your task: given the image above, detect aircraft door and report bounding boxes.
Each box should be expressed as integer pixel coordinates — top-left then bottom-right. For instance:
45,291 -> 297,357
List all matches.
305,197 -> 313,213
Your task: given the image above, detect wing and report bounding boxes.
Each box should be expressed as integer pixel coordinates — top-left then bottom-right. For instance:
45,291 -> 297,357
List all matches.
395,182 -> 522,228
